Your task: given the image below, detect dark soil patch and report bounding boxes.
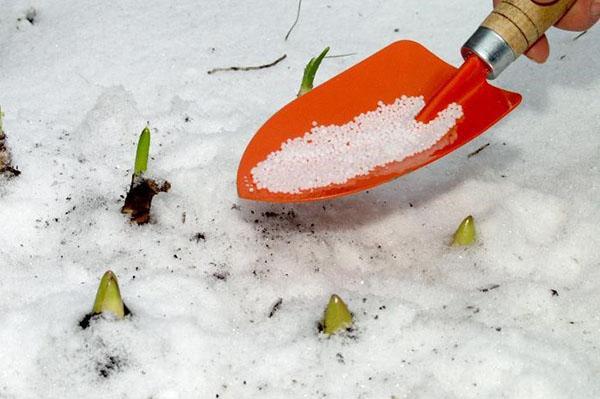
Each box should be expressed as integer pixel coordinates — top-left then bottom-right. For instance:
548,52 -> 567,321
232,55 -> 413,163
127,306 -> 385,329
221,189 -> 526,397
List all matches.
0,129 -> 20,177
212,271 -> 229,281
17,8 -> 37,25
191,232 -> 206,242
121,175 -> 170,224
96,355 -> 125,378
316,320 -> 356,338
79,304 -> 132,330
245,207 -> 318,241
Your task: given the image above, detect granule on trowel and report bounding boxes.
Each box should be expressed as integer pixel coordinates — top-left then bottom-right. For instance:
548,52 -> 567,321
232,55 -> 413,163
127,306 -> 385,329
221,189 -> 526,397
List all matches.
251,96 -> 463,194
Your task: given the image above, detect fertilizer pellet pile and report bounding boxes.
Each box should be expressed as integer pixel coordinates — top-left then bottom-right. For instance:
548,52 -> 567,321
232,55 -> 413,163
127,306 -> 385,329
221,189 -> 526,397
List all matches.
251,96 -> 463,193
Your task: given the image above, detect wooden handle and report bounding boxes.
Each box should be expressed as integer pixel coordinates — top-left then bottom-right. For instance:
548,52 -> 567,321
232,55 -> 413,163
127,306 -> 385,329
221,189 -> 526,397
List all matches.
481,0 -> 577,57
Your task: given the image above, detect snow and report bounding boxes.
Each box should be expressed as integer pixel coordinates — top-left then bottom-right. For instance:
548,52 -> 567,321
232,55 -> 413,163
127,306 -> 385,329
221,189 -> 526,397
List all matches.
0,0 -> 599,398
251,97 -> 463,193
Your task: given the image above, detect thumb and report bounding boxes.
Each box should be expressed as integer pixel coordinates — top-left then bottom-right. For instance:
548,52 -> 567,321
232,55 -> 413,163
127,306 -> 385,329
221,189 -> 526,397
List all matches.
524,34 -> 550,63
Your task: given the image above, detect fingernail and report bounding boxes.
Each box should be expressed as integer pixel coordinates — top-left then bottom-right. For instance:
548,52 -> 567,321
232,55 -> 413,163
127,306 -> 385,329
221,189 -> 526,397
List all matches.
592,0 -> 600,18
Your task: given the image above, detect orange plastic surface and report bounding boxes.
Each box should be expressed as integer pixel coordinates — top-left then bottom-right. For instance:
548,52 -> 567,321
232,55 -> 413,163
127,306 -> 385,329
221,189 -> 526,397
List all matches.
237,40 -> 521,203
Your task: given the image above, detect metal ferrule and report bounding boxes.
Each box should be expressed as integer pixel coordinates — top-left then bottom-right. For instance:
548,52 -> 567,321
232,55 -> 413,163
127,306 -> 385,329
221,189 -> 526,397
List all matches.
461,26 -> 516,80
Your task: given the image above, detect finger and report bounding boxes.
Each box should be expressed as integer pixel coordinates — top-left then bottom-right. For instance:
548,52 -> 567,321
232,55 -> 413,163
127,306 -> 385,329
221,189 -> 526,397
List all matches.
532,0 -> 599,31
524,34 -> 550,63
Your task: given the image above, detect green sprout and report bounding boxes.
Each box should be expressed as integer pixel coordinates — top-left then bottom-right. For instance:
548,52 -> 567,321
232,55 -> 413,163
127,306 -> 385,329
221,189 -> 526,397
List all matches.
92,271 -> 125,319
298,47 -> 330,97
452,215 -> 476,246
0,106 -> 4,132
134,126 -> 151,176
323,294 -> 353,335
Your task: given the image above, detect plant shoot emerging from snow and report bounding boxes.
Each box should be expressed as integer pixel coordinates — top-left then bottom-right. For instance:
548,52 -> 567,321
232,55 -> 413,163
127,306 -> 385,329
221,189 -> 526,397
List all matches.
323,294 -> 353,335
122,125 -> 170,224
134,126 -> 151,176
92,271 -> 125,319
0,106 -> 20,177
298,47 -> 329,97
452,215 -> 476,246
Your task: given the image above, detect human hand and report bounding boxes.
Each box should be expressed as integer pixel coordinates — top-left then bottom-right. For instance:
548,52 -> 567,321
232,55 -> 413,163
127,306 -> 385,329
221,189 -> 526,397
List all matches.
492,0 -> 600,62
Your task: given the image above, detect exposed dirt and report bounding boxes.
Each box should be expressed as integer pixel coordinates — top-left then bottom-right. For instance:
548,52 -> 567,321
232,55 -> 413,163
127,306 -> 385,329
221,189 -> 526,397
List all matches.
121,175 -> 170,224
79,304 -> 132,330
96,355 -> 125,378
0,128 -> 20,177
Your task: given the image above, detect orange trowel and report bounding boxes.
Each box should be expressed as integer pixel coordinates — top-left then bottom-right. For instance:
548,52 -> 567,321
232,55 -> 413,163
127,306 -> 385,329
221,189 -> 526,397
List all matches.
237,0 -> 576,202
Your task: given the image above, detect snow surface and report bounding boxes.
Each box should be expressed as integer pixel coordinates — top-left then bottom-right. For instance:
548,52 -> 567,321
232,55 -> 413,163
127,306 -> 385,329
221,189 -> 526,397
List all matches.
0,0 -> 599,398
252,97 -> 462,193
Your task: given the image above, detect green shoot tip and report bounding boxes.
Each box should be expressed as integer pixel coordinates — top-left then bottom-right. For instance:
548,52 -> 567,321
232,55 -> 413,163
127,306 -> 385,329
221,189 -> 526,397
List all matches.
134,126 -> 151,176
452,215 -> 476,246
298,47 -> 330,97
323,294 -> 353,335
92,270 -> 125,319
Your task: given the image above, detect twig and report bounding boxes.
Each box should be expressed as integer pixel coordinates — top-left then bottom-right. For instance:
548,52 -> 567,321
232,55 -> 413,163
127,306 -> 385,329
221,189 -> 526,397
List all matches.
478,284 -> 500,293
284,0 -> 303,41
573,30 -> 587,41
268,298 -> 283,318
467,143 -> 490,158
207,54 -> 287,75
325,52 -> 357,59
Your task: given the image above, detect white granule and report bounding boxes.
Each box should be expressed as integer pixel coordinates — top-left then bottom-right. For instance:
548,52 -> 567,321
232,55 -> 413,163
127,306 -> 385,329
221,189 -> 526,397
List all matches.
251,96 -> 463,194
